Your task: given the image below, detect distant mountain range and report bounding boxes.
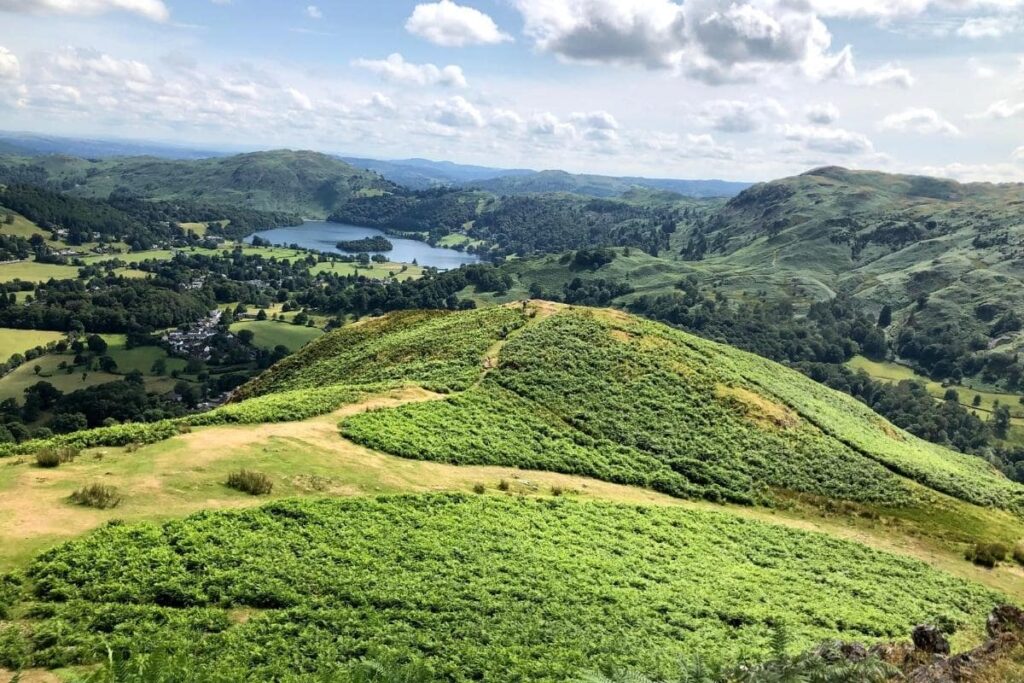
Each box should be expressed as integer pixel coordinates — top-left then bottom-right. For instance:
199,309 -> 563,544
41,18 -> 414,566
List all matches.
0,131 -> 751,199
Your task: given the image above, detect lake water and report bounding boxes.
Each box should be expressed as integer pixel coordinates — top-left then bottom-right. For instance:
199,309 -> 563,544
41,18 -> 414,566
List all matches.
249,220 -> 480,271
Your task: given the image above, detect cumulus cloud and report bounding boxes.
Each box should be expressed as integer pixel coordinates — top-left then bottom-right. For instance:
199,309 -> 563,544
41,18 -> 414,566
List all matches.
406,0 -> 511,47
431,95 -> 484,128
807,0 -> 1024,20
0,46 -> 20,80
490,108 -> 525,132
0,0 -> 169,21
513,0 -> 853,85
880,108 -> 960,135
700,98 -> 786,133
570,110 -> 619,130
805,103 -> 839,124
352,53 -> 467,88
857,62 -> 915,88
529,112 -> 578,139
305,5 -> 321,19
1013,146 -> 1024,161
782,124 -> 874,155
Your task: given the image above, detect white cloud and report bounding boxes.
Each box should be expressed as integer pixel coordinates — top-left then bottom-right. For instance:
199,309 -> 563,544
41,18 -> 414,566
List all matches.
352,53 -> 467,88
514,0 -> 853,85
362,92 -> 397,117
49,47 -> 153,83
858,62 -> 915,88
406,0 -> 511,47
286,87 -> 312,111
782,124 -> 874,155
0,0 -> 169,21
431,95 -> 484,128
700,98 -> 786,133
806,102 -> 839,125
972,99 -> 1024,119
880,107 -> 960,135
490,108 -> 525,132
1013,146 -> 1024,161
570,110 -> 619,130
956,16 -> 1019,37
0,46 -> 20,80
529,112 -> 578,139
305,5 -> 322,19
807,0 -> 1024,20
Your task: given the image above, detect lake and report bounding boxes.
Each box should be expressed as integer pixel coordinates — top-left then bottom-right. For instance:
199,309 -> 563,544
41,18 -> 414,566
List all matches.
248,220 -> 480,270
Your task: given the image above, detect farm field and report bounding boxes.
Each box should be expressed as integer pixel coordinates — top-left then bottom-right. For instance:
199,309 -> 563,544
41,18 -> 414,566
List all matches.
0,260 -> 147,283
0,334 -> 185,404
0,328 -> 65,356
848,356 -> 1024,420
229,320 -> 323,351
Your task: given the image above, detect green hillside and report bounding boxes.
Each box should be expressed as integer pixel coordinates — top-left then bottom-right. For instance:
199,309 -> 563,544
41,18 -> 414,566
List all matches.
686,167 -> 1024,369
20,150 -> 396,218
243,303 -> 1024,515
0,495 -> 1006,680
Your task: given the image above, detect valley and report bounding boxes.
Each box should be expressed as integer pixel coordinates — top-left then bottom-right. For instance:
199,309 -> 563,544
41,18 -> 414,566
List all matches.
2,146 -> 1024,681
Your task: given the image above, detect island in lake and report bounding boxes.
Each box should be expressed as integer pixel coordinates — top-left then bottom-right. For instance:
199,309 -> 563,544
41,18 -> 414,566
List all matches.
336,236 -> 393,252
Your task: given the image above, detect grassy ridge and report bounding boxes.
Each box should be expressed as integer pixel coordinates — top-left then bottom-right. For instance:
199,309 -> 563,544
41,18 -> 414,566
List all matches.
337,305 -> 1024,513
1,495 -> 1003,679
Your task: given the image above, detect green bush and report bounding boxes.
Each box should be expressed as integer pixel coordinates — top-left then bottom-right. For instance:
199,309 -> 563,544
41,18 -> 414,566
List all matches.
226,470 -> 273,496
965,542 -> 1009,568
472,483 -> 486,495
69,484 -> 123,509
1013,543 -> 1024,566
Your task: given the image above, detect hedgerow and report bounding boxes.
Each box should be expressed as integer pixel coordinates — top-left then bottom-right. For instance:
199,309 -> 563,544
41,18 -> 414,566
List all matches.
4,495 -> 1003,679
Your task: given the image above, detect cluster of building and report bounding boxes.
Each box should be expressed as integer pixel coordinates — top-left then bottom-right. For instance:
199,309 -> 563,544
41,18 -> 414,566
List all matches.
162,309 -> 223,360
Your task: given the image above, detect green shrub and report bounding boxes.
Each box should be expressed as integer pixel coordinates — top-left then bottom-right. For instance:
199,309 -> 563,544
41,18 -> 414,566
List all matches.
226,470 -> 273,496
1013,543 -> 1024,566
69,484 -> 123,509
497,479 -> 510,492
965,542 -> 1009,568
35,446 -> 79,468
472,483 -> 486,495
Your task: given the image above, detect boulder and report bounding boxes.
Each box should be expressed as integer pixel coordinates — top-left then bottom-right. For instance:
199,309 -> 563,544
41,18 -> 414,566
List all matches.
912,625 -> 951,655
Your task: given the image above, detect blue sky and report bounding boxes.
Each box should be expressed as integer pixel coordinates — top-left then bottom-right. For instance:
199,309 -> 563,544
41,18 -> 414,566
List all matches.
0,0 -> 1022,182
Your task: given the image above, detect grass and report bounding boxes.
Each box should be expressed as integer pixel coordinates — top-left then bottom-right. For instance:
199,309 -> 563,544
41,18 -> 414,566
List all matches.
0,261 -> 147,283
0,337 -> 185,404
2,494 -> 1005,679
228,320 -> 323,352
0,328 -> 65,356
849,355 -> 1024,421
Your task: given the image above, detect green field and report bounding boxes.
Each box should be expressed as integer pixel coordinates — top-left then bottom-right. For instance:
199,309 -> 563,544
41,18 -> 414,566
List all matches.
0,494 -> 1003,679
229,320 -> 323,351
0,328 -> 65,357
849,356 -> 1024,420
0,334 -> 185,404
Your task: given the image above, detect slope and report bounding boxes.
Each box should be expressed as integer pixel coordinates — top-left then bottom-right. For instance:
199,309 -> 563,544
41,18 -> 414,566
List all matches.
17,150 -> 397,218
686,166 -> 1024,365
243,303 -> 1024,515
467,168 -> 751,198
0,495 -> 1007,680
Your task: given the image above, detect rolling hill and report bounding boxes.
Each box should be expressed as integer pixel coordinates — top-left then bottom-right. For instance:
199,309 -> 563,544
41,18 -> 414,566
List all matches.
1,302 -> 1022,679
686,167 -> 1024,357
466,169 -> 751,198
9,149 -> 397,218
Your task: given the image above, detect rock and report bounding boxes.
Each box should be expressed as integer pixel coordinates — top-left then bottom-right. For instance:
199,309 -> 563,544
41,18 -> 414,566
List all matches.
986,604 -> 1024,638
912,625 -> 951,655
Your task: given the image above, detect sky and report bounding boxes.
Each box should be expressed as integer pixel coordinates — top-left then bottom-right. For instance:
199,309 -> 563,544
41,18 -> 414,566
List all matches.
0,0 -> 1022,182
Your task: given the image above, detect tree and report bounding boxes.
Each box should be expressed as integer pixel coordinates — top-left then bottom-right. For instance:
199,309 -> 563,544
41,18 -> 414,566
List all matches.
236,329 -> 255,346
973,394 -> 982,407
256,309 -> 268,321
86,334 -> 108,354
125,369 -> 145,386
151,358 -> 167,376
33,365 -> 41,376
991,405 -> 1011,439
877,305 -> 893,328
98,356 -> 118,373
52,411 -> 88,434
